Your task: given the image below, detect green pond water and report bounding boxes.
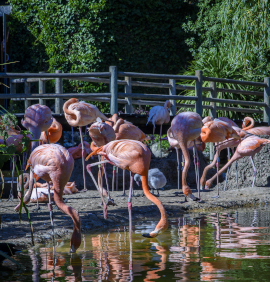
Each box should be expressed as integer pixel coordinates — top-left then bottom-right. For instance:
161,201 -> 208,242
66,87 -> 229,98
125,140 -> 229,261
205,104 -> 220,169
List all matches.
2,207 -> 270,281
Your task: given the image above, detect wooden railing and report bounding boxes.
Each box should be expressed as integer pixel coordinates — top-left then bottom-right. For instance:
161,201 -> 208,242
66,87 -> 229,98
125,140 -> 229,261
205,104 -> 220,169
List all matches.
1,66 -> 269,124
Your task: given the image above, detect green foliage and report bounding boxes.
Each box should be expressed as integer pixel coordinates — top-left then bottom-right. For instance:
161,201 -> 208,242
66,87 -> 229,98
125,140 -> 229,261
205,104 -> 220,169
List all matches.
180,0 -> 270,119
7,0 -> 197,112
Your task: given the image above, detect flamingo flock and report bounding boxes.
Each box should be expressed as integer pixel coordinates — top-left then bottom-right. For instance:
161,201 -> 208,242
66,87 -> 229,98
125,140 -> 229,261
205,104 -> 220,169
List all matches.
5,98 -> 270,253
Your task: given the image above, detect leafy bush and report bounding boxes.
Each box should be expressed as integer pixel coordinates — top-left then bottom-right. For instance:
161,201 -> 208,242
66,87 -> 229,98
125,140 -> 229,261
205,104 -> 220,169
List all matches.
7,0 -> 198,112
180,0 -> 270,119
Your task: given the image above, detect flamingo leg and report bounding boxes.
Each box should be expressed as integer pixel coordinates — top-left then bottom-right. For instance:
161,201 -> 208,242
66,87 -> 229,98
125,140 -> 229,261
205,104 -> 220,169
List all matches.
122,169 -> 126,196
102,163 -> 116,206
128,172 -> 134,236
212,143 -> 220,198
231,148 -> 238,190
176,148 -> 180,190
250,156 -> 257,188
71,126 -> 74,144
86,164 -> 108,219
79,127 -> 87,192
9,154 -> 15,201
112,166 -> 115,192
33,177 -> 40,211
224,147 -> 231,191
194,141 -> 200,199
160,124 -> 162,158
116,166 -> 119,191
47,181 -> 55,253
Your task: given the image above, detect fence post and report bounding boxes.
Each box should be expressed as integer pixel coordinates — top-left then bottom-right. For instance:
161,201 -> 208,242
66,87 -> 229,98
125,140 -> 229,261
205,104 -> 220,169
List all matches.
263,77 -> 270,125
210,81 -> 217,119
24,76 -> 31,110
195,70 -> 203,117
55,70 -> 63,114
169,79 -> 176,116
39,71 -> 45,105
110,66 -> 118,115
9,81 -> 16,111
125,76 -> 133,113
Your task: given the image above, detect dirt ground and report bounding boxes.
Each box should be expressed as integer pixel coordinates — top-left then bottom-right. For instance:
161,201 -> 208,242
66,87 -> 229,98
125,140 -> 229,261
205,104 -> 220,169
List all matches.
1,183 -> 269,249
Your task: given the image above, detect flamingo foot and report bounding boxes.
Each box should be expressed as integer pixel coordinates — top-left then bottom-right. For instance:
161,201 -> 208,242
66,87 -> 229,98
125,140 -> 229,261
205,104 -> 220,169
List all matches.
212,195 -> 220,198
107,197 -> 117,206
117,193 -> 127,197
200,185 -> 205,191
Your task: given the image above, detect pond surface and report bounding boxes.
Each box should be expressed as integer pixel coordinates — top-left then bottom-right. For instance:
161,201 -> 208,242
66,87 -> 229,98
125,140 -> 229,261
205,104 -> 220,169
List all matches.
2,207 -> 270,281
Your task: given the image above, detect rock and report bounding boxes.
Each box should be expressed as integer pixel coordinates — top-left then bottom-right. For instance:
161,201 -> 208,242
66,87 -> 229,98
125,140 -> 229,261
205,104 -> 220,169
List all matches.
217,135 -> 270,190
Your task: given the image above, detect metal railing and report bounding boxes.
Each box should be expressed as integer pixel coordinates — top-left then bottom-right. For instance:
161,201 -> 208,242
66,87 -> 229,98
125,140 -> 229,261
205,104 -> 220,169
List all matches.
1,66 -> 269,124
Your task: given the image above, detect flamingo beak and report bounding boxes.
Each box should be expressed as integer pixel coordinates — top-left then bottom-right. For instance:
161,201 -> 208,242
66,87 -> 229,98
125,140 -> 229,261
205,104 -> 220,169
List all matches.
70,244 -> 77,253
135,181 -> 140,186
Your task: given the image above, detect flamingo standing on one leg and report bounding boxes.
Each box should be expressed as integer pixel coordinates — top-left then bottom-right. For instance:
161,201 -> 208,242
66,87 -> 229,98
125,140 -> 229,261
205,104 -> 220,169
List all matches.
21,104 -> 53,150
201,119 -> 240,197
169,112 -> 203,201
39,118 -> 62,145
86,139 -> 169,238
63,98 -> 113,191
147,100 -> 171,156
205,135 -> 270,190
14,144 -> 81,253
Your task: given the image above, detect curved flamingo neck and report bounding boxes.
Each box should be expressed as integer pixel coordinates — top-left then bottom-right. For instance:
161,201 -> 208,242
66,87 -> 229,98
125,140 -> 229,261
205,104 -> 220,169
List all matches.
242,117 -> 254,130
164,100 -> 171,109
113,118 -> 124,133
52,182 -> 81,252
141,174 -> 168,236
63,98 -> 78,116
49,120 -> 62,133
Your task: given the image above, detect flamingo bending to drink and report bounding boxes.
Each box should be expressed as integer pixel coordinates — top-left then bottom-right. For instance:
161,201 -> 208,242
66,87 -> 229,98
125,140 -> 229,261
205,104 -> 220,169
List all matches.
86,139 -> 168,238
205,135 -> 270,189
14,144 -> 81,253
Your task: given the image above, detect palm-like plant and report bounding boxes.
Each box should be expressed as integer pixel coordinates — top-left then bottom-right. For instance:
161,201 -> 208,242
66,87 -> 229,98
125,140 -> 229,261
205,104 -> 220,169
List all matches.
180,0 -> 270,120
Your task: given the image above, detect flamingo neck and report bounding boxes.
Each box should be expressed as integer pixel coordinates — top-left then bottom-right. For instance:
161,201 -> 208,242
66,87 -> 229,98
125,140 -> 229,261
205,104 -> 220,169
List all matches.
113,118 -> 124,133
180,142 -> 190,187
141,174 -> 168,236
53,182 -> 81,252
63,98 -> 78,116
243,117 -> 255,130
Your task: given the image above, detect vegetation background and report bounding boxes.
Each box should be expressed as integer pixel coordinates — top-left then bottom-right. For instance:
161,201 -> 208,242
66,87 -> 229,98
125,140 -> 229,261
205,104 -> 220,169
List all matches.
6,0 -> 270,118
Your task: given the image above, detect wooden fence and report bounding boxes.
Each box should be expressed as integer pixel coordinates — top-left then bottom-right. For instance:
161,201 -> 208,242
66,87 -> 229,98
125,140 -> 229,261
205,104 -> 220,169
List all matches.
0,66 -> 269,124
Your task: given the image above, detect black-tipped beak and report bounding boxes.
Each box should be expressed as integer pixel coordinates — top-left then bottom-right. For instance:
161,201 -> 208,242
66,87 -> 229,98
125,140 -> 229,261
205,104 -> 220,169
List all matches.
142,233 -> 153,238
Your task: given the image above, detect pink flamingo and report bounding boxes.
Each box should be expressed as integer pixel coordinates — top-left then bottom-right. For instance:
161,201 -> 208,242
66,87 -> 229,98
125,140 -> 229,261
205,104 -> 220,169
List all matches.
21,104 -> 53,150
165,127 -> 205,191
146,100 -> 171,152
205,135 -> 270,189
170,112 -> 203,201
15,144 -> 81,253
63,98 -> 113,191
88,119 -> 116,204
201,119 -> 240,197
242,116 -> 270,135
86,140 -> 168,238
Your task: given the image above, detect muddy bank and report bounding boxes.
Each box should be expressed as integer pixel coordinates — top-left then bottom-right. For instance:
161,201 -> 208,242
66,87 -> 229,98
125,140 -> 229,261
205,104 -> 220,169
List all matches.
1,184 -> 270,249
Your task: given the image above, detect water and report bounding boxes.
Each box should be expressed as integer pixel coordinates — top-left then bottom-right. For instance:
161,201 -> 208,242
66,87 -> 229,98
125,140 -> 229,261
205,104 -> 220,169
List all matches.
2,207 -> 270,281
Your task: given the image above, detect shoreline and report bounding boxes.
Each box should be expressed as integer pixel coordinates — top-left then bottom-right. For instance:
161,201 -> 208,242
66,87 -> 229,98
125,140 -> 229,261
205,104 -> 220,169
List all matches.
1,186 -> 268,249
